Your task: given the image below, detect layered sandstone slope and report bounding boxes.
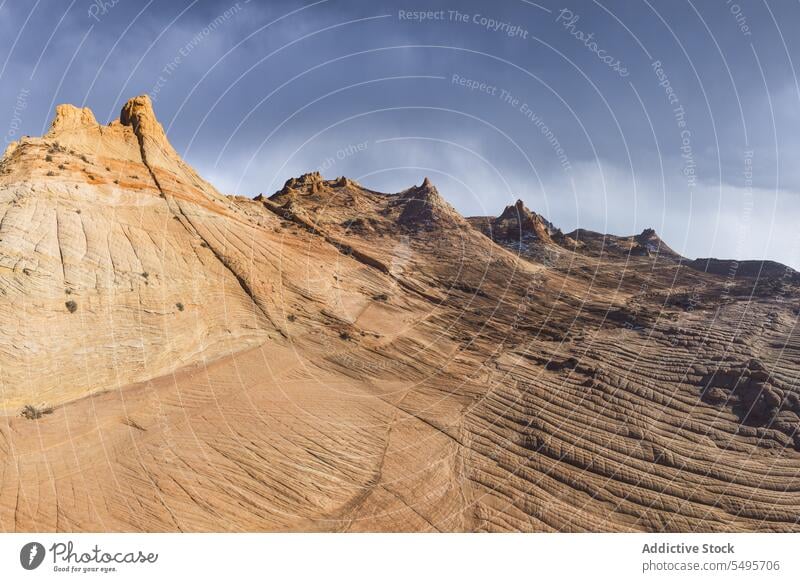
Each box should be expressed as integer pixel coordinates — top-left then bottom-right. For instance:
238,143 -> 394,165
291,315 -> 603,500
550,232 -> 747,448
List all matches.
0,96 -> 387,407
274,182 -> 800,532
0,97 -> 799,533
0,98 -> 270,406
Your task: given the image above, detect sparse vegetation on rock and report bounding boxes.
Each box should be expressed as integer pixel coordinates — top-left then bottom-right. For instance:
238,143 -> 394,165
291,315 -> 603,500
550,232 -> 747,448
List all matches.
20,404 -> 54,420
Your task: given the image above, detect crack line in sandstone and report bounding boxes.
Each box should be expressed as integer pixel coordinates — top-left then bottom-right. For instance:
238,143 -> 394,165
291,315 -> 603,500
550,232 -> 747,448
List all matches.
128,123 -> 283,337
54,208 -> 67,285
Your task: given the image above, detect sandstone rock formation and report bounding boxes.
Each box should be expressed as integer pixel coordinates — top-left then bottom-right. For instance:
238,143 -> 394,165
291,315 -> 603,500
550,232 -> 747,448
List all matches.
0,97 -> 798,532
468,198 -> 566,249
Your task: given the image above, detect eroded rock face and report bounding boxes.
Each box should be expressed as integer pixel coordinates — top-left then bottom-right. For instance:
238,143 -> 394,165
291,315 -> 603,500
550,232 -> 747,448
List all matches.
0,96 -> 799,533
700,359 -> 800,449
119,94 -> 178,167
0,96 -> 285,406
47,104 -> 99,134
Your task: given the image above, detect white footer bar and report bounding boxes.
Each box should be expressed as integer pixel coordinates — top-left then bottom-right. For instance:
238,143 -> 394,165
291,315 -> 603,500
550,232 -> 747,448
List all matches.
1,533 -> 797,581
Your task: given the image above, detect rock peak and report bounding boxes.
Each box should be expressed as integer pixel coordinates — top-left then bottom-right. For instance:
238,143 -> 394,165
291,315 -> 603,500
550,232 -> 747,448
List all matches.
492,198 -> 561,244
403,177 -> 440,202
397,177 -> 465,228
634,228 -> 660,246
117,94 -> 188,174
499,199 -> 532,221
281,172 -> 326,194
632,227 -> 683,258
47,104 -> 98,135
120,95 -> 168,143
120,95 -> 155,123
290,172 -> 323,185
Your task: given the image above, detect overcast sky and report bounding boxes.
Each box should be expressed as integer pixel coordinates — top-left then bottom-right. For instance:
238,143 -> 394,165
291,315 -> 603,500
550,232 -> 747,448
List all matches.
1,0 -> 799,268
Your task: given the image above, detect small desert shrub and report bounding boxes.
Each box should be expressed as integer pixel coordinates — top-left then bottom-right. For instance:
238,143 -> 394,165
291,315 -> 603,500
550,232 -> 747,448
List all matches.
113,179 -> 119,184
373,293 -> 389,302
176,302 -> 184,312
339,330 -> 351,340
21,404 -> 54,420
45,154 -> 53,162
58,164 -> 67,170
142,271 -> 149,279
287,314 -> 296,322
46,170 -> 56,176
65,300 -> 78,313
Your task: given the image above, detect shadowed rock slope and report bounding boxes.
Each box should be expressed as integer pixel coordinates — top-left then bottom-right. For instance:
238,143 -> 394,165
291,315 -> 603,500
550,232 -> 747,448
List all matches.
0,97 -> 798,532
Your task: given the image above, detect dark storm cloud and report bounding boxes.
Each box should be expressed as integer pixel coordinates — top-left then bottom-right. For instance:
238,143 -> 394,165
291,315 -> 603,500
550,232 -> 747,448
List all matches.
1,0 -> 798,267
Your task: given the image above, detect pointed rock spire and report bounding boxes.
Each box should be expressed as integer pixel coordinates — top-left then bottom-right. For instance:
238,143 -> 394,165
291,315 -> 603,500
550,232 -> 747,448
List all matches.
397,177 -> 465,228
498,199 -> 531,222
492,198 -> 561,244
119,95 -> 173,152
633,227 -> 681,258
117,94 -> 191,177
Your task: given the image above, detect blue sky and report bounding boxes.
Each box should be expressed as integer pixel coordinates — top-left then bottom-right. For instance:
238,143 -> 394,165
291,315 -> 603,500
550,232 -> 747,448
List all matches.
1,0 -> 799,268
